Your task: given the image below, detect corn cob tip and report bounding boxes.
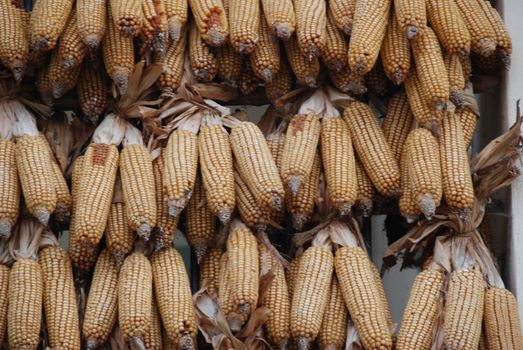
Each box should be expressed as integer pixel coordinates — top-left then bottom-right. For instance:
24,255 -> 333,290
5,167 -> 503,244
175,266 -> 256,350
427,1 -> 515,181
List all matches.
113,251 -> 126,268
168,19 -> 182,44
228,313 -> 244,332
153,33 -> 167,55
291,213 -> 308,231
273,23 -> 293,41
261,68 -> 273,83
85,338 -> 99,350
53,206 -> 71,223
406,26 -> 420,40
10,61 -> 26,82
357,198 -> 373,217
419,195 -> 436,219
238,42 -> 256,55
168,197 -> 189,218
34,208 -> 51,225
113,69 -> 130,95
499,49 -> 511,70
296,336 -> 309,350
391,70 -> 405,85
84,34 -> 102,51
434,101 -> 446,111
218,207 -> 232,224
451,91 -> 466,108
207,27 -> 227,47
194,69 -> 214,82
288,176 -> 302,195
62,56 -> 79,70
0,218 -> 12,238
193,240 -> 209,264
130,336 -> 147,350
32,36 -> 50,51
137,223 -> 152,241
52,82 -> 67,99
477,38 -> 497,57
178,333 -> 195,350
338,203 -> 352,216
304,76 -> 317,88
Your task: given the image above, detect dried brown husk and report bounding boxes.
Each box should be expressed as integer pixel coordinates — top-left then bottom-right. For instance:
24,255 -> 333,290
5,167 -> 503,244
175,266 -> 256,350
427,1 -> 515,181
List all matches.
43,111 -> 74,173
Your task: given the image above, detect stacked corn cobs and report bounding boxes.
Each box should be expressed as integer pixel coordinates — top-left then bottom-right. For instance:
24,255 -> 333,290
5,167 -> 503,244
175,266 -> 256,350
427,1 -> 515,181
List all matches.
0,0 -> 519,349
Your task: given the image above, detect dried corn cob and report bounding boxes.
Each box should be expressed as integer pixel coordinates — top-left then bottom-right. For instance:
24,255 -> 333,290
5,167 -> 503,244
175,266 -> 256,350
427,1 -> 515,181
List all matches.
218,252 -> 242,328
284,36 -> 320,87
291,237 -> 333,350
189,21 -> 218,82
444,268 -> 484,349
396,268 -> 444,350
318,277 -> 348,350
477,0 -> 512,67
250,15 -> 280,82
335,246 -> 392,350
164,0 -> 187,42
404,71 -> 442,132
76,0 -> 106,49
440,111 -> 474,210
394,0 -> 426,39
426,0 -> 471,56
77,60 -> 109,124
265,56 -> 293,103
143,299 -> 163,350
0,128 -> 20,238
321,12 -> 347,72
286,256 -> 301,300
484,287 -> 523,350
188,0 -> 228,46
59,12 -> 87,70
234,168 -> 269,232
83,250 -> 119,349
186,175 -> 216,263
282,110 -> 321,195
230,121 -> 285,212
259,244 -> 291,350
456,106 -> 478,147
164,120 -> 199,218
399,140 -> 420,221
103,6 -> 135,95
228,0 -> 259,54
348,0 -> 391,75
151,247 -> 197,349
141,0 -> 168,54
382,92 -> 414,162
158,28 -> 187,93
152,152 -> 180,251
49,154 -> 71,222
120,125 -> 157,239
455,0 -> 497,57
380,11 -> 410,85
411,27 -> 450,110
239,59 -> 261,95
216,42 -> 242,87
39,242 -> 81,350
48,48 -> 81,99
328,66 -> 367,95
355,159 -> 374,217
200,248 -> 222,296
444,52 -> 466,107
260,0 -> 295,39
0,0 -> 29,81
343,102 -> 401,198
294,0 -> 326,60
329,0 -> 356,34
321,116 -> 356,215
29,0 -> 74,50
110,0 -> 143,36
406,128 -> 442,219
370,263 -> 393,328
266,124 -> 286,172
0,263 -> 8,344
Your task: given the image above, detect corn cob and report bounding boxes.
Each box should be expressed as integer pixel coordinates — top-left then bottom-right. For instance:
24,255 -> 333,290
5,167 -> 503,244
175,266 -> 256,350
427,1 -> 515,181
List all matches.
328,66 -> 367,95
199,123 -> 235,223
188,0 -> 228,46
426,0 -> 471,56
15,133 -> 57,224
404,71 -> 442,132
105,199 -> 134,267
284,35 -> 320,87
141,0 -> 168,54
266,126 -> 286,172
59,12 -> 87,70
239,59 -> 261,95
484,287 -> 523,350
382,92 -> 414,162
234,169 -> 269,232
48,48 -> 81,99
228,0 -> 259,54
394,0 -> 426,39
110,0 -> 143,36
440,111 -> 474,210
103,6 -> 135,95
49,155 -> 71,222
455,0 -> 497,57
343,102 -> 401,198
120,127 -> 157,240
380,11 -> 410,85
200,248 -> 222,296
186,175 -> 216,263
39,244 -> 81,350
281,112 -> 321,195
370,263 -> 393,328
406,128 -> 442,219
164,0 -> 187,42
250,15 -> 280,82
321,117 -> 356,215
259,244 -> 291,350
143,299 -> 163,350
456,106 -> 478,147
335,246 -> 393,350
260,0 -> 295,39
477,0 -> 512,67
216,42 -> 242,87
152,153 -> 180,251
329,0 -> 356,34
286,256 -> 301,300
0,0 -> 29,81
83,250 -> 119,349
355,159 -> 374,217
227,220 -> 260,319
444,52 -> 466,107
0,264 -> 8,344
265,56 -> 293,103
396,268 -> 444,350
320,12 -> 347,73
291,243 -> 333,350
158,28 -> 187,93
189,21 -> 218,82
164,123 -> 199,218
0,136 -> 20,238
77,60 -> 109,124
444,269 -> 485,349
318,277 -> 348,350
29,0 -> 73,50
348,0 -> 391,75
461,56 -> 472,85
411,27 -> 450,111
151,247 -> 197,349
76,0 -> 106,49
230,121 -> 285,212
399,140 -> 420,221
293,0 -> 326,60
